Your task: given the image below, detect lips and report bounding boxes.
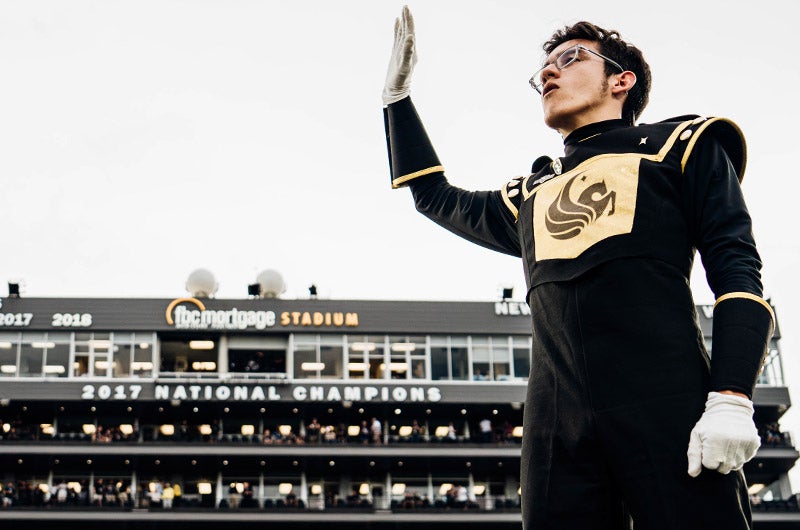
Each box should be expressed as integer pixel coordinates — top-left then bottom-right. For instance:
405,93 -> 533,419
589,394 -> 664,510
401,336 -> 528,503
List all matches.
542,83 -> 558,97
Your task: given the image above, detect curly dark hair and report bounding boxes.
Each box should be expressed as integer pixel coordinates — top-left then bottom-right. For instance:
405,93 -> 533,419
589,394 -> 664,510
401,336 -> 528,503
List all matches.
543,21 -> 651,124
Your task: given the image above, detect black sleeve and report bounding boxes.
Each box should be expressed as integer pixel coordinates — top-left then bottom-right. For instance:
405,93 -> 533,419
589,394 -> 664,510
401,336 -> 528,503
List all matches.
410,174 -> 522,257
384,97 -> 521,257
687,135 -> 761,297
685,134 -> 774,398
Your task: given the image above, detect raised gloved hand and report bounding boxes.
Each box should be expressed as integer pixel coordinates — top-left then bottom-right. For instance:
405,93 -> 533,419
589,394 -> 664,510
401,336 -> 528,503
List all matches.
382,5 -> 417,106
687,391 -> 760,477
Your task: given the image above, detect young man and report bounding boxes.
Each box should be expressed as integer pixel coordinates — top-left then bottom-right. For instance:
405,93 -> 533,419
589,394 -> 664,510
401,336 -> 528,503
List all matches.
382,7 -> 774,530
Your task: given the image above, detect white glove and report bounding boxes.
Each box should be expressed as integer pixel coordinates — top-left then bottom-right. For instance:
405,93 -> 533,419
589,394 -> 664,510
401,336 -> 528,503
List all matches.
687,391 -> 760,477
382,5 -> 417,105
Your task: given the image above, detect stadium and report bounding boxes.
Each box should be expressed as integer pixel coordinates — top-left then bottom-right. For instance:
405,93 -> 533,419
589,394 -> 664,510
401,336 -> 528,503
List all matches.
0,271 -> 797,529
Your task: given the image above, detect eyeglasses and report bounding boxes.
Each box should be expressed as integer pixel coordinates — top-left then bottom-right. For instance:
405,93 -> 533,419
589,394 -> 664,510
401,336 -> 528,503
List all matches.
529,44 -> 624,94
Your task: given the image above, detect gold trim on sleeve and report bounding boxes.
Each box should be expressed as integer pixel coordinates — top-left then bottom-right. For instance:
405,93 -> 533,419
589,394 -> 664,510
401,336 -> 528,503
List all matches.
680,118 -> 746,182
714,292 -> 775,324
501,185 -> 520,221
654,120 -> 694,161
391,165 -> 445,189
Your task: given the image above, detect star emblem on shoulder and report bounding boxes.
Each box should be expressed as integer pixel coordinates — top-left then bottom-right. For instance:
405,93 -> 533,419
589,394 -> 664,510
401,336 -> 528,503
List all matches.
639,137 -> 648,146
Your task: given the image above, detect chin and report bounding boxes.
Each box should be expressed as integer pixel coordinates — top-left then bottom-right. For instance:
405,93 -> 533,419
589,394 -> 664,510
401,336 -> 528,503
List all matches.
542,109 -> 568,132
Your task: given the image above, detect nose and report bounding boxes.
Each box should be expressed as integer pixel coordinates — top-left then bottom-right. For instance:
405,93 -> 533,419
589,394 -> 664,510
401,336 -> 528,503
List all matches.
539,62 -> 559,85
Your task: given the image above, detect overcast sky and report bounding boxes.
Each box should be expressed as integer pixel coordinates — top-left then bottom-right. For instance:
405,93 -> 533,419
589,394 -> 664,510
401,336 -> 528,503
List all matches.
1,0 -> 798,490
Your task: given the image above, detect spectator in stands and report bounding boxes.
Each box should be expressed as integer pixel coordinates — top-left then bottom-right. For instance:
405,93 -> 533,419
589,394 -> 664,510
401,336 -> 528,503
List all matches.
148,480 -> 162,507
210,419 -> 221,443
454,484 -> 468,509
323,425 -> 338,444
410,419 -> 423,443
172,482 -> 181,508
285,488 -> 298,508
245,350 -> 264,372
336,422 -> 346,444
228,483 -> 241,508
241,482 -> 255,508
502,420 -> 514,443
78,480 -> 90,506
479,417 -> 493,443
33,483 -> 47,506
55,480 -> 69,505
179,420 -> 189,441
359,420 -> 370,444
345,486 -> 364,507
261,428 -> 272,444
104,481 -> 119,506
371,417 -> 382,445
401,490 -> 417,509
345,487 -> 356,506
444,485 -> 456,507
325,489 -> 339,508
162,482 -> 174,509
446,422 -> 457,443
93,479 -> 105,506
307,418 -> 321,444
2,481 -> 15,508
118,483 -> 131,508
764,422 -> 787,447
21,481 -> 34,506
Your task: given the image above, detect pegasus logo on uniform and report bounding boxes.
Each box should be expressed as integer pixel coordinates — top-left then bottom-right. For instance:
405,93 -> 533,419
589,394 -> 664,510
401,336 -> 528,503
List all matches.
545,172 -> 616,240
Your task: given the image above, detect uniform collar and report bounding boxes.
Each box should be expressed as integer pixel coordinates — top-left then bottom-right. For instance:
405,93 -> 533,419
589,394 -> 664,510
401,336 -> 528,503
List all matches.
563,119 -> 628,148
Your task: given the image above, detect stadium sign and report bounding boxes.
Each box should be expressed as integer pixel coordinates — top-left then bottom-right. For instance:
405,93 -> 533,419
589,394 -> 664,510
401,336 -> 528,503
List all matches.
165,297 -> 359,330
494,302 -> 531,316
80,383 -> 442,403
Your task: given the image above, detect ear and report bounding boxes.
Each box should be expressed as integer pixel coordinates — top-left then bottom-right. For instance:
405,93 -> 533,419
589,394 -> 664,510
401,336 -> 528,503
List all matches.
611,71 -> 637,96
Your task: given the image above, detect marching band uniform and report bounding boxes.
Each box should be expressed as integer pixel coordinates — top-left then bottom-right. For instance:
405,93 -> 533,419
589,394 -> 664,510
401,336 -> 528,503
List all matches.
384,95 -> 774,529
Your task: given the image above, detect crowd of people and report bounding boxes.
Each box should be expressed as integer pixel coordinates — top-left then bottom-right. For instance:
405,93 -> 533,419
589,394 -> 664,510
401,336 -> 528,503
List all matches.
1,478 -> 133,509
750,494 -> 800,512
761,422 -> 792,448
3,476 -> 798,513
2,414 -> 795,451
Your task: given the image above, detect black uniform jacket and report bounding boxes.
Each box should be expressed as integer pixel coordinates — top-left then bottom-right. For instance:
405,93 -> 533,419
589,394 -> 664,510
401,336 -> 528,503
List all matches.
383,96 -> 774,397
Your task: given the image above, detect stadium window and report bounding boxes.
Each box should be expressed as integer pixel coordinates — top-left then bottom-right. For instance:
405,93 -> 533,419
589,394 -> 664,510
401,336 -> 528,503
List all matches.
43,334 -> 70,379
348,336 -> 377,380
408,336 -> 428,380
227,335 -> 288,375
388,336 -> 416,380
512,336 -> 531,380
159,336 -> 217,375
471,336 -> 491,381
450,337 -> 469,380
492,336 -> 512,381
107,332 -> 134,377
429,336 -> 449,380
90,334 -> 112,378
368,335 -> 388,380
319,336 -> 344,379
292,335 -> 319,379
0,332 -> 18,377
19,333 -> 46,377
132,333 -> 155,377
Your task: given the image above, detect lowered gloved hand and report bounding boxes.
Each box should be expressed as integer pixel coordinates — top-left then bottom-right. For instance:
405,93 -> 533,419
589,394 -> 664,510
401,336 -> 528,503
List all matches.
382,5 -> 417,105
687,391 -> 760,477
